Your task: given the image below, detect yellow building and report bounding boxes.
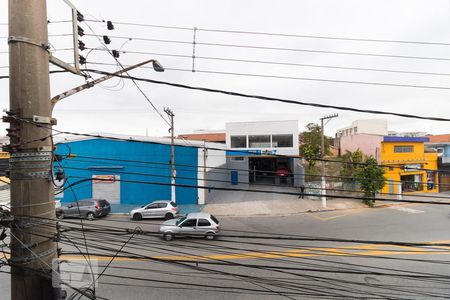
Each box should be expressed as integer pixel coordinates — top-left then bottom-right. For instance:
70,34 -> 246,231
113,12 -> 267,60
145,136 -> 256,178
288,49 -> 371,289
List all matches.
380,137 -> 438,194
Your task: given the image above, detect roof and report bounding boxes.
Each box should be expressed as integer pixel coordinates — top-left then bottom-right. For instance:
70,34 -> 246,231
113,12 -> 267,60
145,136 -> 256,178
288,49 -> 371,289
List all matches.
178,133 -> 226,142
53,132 -> 227,150
383,136 -> 429,143
426,134 -> 450,143
186,212 -> 211,218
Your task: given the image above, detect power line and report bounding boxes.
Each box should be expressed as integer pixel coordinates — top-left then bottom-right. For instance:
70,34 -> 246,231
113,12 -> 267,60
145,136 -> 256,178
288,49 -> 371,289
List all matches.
86,68 -> 450,121
86,55 -> 450,77
83,19 -> 450,47
83,35 -> 450,62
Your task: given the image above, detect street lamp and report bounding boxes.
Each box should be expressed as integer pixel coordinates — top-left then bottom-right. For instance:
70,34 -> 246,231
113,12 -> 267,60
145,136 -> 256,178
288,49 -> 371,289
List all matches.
152,60 -> 165,72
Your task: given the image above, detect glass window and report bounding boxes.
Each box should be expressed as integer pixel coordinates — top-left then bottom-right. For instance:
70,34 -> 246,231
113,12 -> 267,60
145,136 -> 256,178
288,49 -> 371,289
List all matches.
394,146 -> 413,153
248,135 -> 271,148
198,219 -> 211,227
272,134 -> 293,148
210,215 -> 219,224
230,135 -> 247,148
170,201 -> 177,207
158,203 -> 168,208
146,203 -> 158,209
181,219 -> 197,227
231,157 -> 244,161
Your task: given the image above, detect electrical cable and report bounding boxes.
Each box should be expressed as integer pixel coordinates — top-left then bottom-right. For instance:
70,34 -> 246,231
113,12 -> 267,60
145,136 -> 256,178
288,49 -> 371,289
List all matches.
86,68 -> 450,122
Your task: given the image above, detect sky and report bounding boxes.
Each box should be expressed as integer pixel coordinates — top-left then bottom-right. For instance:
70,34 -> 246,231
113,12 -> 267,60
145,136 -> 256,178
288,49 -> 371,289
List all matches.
1,0 -> 450,138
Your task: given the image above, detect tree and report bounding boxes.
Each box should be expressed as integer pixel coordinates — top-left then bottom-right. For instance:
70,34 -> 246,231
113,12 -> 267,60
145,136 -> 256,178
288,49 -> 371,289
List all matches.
354,157 -> 386,207
299,123 -> 331,172
339,149 -> 365,179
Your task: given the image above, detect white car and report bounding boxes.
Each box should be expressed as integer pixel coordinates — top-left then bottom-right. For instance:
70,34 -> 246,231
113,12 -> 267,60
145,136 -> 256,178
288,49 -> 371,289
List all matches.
159,213 -> 220,241
130,200 -> 179,221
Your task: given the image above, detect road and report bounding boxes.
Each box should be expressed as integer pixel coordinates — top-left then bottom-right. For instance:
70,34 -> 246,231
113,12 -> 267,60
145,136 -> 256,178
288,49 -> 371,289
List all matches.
1,202 -> 450,299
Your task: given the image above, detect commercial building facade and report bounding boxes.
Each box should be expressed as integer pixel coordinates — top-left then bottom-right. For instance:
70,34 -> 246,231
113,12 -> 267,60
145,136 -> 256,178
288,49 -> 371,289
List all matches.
225,120 -> 303,187
55,134 -> 226,206
380,136 -> 438,194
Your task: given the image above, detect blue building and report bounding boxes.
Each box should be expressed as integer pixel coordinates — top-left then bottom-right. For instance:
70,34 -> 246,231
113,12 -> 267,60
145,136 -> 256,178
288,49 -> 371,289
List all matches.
54,134 -> 226,207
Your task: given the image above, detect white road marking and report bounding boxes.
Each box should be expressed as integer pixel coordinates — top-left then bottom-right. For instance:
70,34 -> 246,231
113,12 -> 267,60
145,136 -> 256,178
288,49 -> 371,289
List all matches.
390,205 -> 425,214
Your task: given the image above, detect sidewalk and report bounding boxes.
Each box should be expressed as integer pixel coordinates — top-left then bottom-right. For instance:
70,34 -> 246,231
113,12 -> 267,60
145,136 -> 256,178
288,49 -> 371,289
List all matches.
201,192 -> 449,217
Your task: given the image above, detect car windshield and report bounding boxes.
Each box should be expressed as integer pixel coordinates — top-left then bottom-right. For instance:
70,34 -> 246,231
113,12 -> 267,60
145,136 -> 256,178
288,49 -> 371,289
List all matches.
175,216 -> 187,226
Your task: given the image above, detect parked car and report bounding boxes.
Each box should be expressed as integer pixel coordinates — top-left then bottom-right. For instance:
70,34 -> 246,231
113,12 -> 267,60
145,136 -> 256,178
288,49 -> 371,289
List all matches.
275,167 -> 289,177
159,213 -> 220,241
56,199 -> 111,220
130,200 -> 178,221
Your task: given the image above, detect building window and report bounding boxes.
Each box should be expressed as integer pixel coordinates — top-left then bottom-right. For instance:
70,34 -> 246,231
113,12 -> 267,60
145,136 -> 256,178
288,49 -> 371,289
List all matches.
353,127 -> 357,134
394,145 -> 413,153
248,135 -> 271,148
230,135 -> 247,148
272,134 -> 293,148
230,157 -> 244,161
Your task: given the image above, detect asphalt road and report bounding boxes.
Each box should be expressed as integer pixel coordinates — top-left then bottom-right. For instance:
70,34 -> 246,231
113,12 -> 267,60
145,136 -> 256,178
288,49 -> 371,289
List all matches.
1,202 -> 450,299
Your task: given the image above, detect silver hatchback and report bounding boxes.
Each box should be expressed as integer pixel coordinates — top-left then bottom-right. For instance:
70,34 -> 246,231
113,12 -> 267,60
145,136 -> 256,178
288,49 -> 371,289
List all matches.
159,213 -> 220,241
130,200 -> 178,221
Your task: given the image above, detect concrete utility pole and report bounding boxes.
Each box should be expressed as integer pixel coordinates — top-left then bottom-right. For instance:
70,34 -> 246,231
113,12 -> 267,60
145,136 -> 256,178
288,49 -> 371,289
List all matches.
320,114 -> 338,208
164,108 -> 176,203
6,0 -> 57,299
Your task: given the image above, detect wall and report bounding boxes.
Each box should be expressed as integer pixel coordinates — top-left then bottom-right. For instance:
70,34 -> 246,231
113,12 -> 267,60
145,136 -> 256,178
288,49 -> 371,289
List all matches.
56,138 -> 199,205
380,142 -> 438,194
336,119 -> 388,137
226,120 -> 299,156
339,134 -> 383,159
197,147 -> 227,204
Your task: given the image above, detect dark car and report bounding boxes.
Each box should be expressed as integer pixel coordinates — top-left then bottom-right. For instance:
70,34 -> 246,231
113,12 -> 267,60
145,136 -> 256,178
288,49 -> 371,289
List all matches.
56,199 -> 111,220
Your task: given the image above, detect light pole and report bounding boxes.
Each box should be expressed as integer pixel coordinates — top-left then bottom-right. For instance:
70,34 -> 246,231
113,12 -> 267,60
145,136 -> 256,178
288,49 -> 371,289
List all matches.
164,108 -> 176,203
320,114 -> 338,208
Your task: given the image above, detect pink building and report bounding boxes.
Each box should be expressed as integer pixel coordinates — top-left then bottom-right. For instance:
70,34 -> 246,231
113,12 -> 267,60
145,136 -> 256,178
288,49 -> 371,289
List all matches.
339,134 -> 383,161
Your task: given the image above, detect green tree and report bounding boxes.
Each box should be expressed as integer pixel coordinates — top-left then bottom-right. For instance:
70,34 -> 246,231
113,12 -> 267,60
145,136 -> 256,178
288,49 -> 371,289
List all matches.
299,123 -> 331,172
355,157 -> 386,207
339,149 -> 365,179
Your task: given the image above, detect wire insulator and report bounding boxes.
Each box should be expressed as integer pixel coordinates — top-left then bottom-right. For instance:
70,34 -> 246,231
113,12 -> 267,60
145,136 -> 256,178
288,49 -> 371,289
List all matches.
78,40 -> 86,51
103,35 -> 111,45
76,11 -> 85,22
107,21 -> 114,30
77,26 -> 84,37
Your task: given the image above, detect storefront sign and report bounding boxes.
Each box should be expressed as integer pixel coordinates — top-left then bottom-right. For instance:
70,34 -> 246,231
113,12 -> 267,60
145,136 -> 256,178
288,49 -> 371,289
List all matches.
403,164 -> 421,171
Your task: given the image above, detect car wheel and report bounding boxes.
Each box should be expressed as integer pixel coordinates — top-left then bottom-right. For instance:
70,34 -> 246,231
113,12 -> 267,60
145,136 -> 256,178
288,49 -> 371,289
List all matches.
163,233 -> 174,241
132,213 -> 143,221
56,212 -> 64,220
205,232 -> 215,240
164,213 -> 174,220
86,212 -> 95,221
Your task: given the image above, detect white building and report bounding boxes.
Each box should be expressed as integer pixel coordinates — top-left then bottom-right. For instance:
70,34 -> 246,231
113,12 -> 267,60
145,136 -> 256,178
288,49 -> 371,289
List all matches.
225,120 -> 302,187
336,119 -> 388,138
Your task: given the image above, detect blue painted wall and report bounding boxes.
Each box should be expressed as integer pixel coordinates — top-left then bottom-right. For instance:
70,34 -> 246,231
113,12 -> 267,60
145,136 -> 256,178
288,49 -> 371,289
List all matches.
55,139 -> 199,205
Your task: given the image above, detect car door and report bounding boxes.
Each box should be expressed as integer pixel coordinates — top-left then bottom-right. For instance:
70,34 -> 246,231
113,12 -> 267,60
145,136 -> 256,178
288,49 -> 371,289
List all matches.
196,218 -> 212,235
143,203 -> 159,218
65,201 -> 81,217
155,202 -> 168,218
179,218 -> 197,235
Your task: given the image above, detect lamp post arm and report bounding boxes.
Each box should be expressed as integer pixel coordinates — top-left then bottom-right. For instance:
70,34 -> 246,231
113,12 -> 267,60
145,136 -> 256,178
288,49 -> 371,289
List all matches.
50,59 -> 156,109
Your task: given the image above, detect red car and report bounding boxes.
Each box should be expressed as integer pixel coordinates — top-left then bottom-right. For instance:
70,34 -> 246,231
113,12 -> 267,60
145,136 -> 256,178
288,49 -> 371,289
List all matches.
276,167 -> 289,177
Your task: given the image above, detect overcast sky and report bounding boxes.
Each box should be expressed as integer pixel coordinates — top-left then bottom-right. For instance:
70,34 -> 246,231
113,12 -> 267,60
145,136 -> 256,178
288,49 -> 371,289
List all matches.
1,0 -> 450,138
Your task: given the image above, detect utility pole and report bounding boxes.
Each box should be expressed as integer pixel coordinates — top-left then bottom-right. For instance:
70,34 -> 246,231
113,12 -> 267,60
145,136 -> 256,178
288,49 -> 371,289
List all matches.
202,140 -> 208,204
320,114 -> 338,208
164,108 -> 176,203
6,0 -> 56,299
